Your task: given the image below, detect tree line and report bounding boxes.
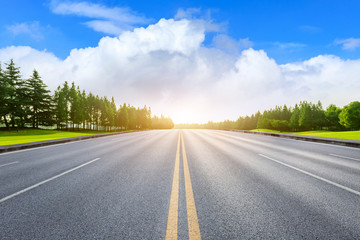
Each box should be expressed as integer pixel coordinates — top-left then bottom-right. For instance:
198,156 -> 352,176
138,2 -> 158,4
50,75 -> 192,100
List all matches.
176,100 -> 360,131
0,59 -> 174,130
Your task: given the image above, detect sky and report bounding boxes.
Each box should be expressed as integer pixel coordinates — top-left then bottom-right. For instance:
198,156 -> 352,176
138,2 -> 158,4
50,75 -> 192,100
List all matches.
1,0 -> 360,123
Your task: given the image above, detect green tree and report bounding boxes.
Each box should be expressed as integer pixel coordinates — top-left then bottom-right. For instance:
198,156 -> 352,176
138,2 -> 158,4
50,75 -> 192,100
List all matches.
151,115 -> 174,129
128,106 -> 137,130
110,97 -> 117,129
69,82 -> 80,129
325,104 -> 342,130
0,62 -> 10,128
339,101 -> 360,130
117,103 -> 129,130
87,93 -> 95,130
54,82 -> 70,129
4,59 -> 24,127
80,90 -> 88,129
26,70 -> 53,128
289,104 -> 300,131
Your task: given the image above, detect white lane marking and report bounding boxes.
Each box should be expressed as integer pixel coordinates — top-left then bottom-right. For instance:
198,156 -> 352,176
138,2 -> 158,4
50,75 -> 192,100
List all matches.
0,158 -> 100,204
0,132 -> 144,156
330,154 -> 360,162
0,135 -> 121,156
0,161 -> 19,168
0,141 -> 76,156
258,154 -> 360,197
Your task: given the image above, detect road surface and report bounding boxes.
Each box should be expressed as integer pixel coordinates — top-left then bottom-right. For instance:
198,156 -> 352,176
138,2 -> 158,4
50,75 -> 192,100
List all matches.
0,129 -> 359,239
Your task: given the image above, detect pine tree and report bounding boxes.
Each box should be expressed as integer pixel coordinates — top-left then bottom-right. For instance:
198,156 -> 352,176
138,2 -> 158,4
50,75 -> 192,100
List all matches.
128,106 -> 137,130
0,62 -> 10,128
26,70 -> 53,128
69,82 -> 80,129
80,90 -> 88,129
117,103 -> 129,130
54,82 -> 70,129
289,104 -> 300,131
110,97 -> 117,129
4,59 -> 25,128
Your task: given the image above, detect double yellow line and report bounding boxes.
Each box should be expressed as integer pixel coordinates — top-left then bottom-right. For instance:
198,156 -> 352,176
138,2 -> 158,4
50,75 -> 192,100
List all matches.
165,130 -> 201,240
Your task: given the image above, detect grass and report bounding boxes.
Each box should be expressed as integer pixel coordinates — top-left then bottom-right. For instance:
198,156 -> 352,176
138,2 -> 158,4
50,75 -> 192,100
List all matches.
0,129 -> 109,146
252,129 -> 360,141
293,130 -> 360,141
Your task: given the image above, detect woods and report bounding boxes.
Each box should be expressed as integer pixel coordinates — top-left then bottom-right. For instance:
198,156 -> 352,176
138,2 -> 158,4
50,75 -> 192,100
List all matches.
177,100 -> 360,132
0,59 -> 173,130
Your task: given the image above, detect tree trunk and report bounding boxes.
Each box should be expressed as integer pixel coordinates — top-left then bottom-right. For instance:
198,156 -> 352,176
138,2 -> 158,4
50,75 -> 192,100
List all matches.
3,115 -> 9,129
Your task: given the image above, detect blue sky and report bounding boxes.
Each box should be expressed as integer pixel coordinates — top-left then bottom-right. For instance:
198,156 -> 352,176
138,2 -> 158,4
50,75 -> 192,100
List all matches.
2,0 -> 360,63
1,0 -> 360,123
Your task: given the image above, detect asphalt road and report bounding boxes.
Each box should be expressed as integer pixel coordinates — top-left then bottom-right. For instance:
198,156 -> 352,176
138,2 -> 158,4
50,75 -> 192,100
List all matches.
0,129 -> 359,239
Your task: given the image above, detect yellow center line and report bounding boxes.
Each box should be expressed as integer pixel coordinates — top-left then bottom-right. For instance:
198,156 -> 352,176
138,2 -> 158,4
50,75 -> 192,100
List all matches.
165,130 -> 201,240
181,131 -> 201,240
165,131 -> 181,240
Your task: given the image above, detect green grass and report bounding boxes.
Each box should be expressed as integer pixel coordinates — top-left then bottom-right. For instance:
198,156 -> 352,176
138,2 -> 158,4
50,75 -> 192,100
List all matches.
0,129 -> 109,146
252,129 -> 360,141
293,130 -> 360,141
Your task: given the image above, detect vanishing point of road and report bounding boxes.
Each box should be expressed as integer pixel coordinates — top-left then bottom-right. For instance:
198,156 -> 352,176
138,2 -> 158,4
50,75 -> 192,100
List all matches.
0,129 -> 359,239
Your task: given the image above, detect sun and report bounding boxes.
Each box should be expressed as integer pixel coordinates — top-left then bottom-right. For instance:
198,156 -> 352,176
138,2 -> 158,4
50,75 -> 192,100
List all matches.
171,110 -> 197,124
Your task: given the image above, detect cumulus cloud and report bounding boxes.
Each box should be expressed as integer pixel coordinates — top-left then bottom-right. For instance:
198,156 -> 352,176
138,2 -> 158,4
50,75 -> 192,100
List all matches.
175,7 -> 225,33
1,18 -> 359,123
50,0 -> 149,35
6,21 -> 44,40
212,34 -> 253,53
334,38 -> 360,50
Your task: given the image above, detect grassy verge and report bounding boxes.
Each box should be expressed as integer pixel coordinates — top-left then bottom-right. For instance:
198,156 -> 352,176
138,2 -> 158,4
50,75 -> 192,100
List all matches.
292,130 -> 360,141
0,129 -> 110,146
251,129 -> 360,141
252,129 -> 289,133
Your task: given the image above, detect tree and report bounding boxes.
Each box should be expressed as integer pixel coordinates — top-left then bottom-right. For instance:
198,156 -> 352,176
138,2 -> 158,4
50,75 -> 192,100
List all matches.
54,81 -> 71,129
151,115 -> 174,129
69,82 -> 81,129
128,106 -> 137,130
289,104 -> 300,131
26,70 -> 53,128
117,103 -> 129,130
297,101 -> 325,131
325,104 -> 342,130
79,89 -> 87,129
87,93 -> 95,130
339,101 -> 360,130
0,62 -> 10,128
4,59 -> 24,127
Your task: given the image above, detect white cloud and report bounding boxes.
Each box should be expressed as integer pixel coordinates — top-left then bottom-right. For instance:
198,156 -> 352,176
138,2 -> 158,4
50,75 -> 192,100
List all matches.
84,20 -> 125,36
273,42 -> 306,50
50,0 -> 148,35
334,38 -> 360,50
6,21 -> 44,40
175,8 -> 202,20
212,34 -> 253,53
175,7 -> 225,33
1,18 -> 359,123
